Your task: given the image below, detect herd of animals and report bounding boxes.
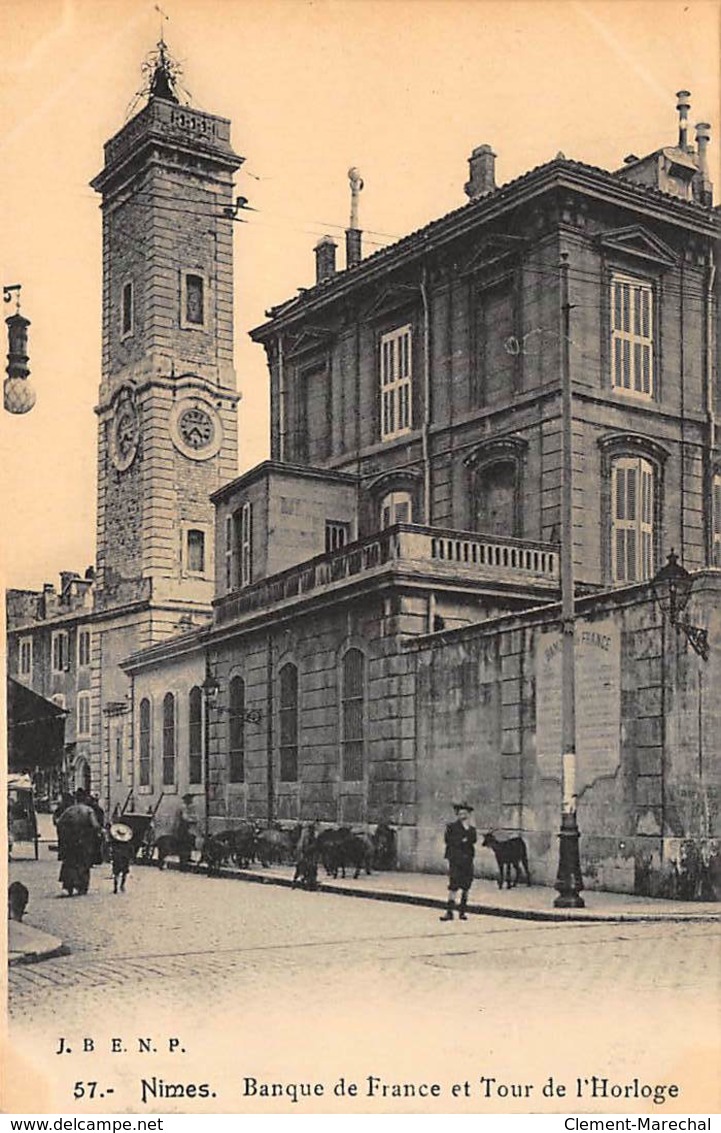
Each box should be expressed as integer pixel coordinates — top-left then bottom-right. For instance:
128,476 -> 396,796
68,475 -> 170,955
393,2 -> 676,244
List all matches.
152,821 -> 398,888
149,823 -> 532,890
7,823 -> 532,920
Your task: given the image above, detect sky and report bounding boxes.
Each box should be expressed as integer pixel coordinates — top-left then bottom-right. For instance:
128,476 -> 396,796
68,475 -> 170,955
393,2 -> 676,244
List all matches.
0,0 -> 719,591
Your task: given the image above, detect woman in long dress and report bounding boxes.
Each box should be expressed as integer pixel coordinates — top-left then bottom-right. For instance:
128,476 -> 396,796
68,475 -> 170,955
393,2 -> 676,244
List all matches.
56,802 -> 101,896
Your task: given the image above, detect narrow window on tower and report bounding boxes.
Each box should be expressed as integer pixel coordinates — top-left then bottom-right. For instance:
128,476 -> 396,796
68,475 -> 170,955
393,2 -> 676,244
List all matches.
187,529 -> 205,574
121,280 -> 134,338
182,272 -> 205,328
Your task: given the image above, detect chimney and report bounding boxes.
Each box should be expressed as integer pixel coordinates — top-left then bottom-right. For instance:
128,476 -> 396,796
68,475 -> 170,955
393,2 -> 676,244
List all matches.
314,235 -> 337,283
346,229 -> 362,269
60,571 -> 80,593
695,122 -> 713,205
676,90 -> 691,149
464,144 -> 496,199
346,167 -> 364,268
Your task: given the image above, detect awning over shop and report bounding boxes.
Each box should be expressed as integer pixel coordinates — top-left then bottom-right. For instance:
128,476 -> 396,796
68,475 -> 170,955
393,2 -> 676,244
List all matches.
7,678 -> 67,772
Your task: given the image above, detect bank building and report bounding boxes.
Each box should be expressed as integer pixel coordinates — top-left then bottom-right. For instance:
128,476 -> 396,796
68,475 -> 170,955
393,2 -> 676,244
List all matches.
6,48 -> 721,897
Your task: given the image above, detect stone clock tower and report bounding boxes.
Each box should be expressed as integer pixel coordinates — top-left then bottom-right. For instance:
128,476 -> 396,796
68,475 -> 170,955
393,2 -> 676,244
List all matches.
91,46 -> 242,621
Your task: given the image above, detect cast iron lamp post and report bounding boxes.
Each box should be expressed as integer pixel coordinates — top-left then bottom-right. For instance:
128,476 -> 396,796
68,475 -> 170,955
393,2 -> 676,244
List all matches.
650,550 -> 710,661
554,252 -> 585,909
201,659 -> 220,840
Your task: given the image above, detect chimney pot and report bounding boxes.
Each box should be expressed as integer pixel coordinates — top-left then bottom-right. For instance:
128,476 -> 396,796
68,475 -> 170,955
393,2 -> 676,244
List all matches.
465,144 -> 496,200
676,89 -> 691,149
695,121 -> 713,205
314,235 -> 337,283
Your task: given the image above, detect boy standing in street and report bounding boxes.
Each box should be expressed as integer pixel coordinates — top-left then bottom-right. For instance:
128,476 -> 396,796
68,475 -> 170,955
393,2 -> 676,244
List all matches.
440,802 -> 476,921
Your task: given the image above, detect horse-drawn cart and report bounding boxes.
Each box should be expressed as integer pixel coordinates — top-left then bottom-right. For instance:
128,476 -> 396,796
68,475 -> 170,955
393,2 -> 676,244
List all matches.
115,792 -> 163,861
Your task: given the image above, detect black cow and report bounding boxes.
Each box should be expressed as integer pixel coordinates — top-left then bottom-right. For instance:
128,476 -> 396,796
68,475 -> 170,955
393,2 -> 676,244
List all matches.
213,824 -> 259,868
482,832 -> 531,889
255,826 -> 299,867
200,835 -> 232,877
153,832 -> 195,870
318,827 -> 373,880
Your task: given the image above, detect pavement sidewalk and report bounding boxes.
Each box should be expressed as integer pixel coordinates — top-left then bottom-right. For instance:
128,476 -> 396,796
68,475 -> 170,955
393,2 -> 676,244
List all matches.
162,859 -> 721,923
9,854 -> 719,968
8,920 -> 67,967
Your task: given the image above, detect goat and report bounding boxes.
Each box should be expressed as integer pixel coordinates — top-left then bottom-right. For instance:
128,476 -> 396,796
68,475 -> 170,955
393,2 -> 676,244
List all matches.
482,832 -> 531,889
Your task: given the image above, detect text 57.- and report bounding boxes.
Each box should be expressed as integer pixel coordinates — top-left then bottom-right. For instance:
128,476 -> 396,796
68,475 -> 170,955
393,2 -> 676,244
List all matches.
74,1082 -> 114,1100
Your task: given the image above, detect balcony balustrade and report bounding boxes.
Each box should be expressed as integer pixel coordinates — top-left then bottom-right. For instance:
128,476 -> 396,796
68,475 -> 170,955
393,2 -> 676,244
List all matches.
214,524 -> 559,628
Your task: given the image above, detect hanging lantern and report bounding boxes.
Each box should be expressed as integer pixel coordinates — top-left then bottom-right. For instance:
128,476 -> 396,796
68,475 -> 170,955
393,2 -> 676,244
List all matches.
4,305 -> 36,415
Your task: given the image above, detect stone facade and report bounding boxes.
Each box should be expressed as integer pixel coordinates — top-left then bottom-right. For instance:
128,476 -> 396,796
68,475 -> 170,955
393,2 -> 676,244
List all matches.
6,67 -> 242,813
122,93 -> 720,897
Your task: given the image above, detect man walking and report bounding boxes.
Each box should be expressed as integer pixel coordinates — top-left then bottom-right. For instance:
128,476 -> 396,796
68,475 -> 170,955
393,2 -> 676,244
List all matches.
440,802 -> 476,921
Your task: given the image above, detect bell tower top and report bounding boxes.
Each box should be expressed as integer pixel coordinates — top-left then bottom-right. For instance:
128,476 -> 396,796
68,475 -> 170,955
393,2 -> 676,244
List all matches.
91,41 -> 243,396
146,38 -> 180,104
91,42 -> 241,606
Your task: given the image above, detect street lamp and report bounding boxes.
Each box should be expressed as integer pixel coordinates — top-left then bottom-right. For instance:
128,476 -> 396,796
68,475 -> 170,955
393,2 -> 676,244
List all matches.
201,658 -> 220,839
554,251 -> 585,909
650,550 -> 710,661
4,284 -> 36,414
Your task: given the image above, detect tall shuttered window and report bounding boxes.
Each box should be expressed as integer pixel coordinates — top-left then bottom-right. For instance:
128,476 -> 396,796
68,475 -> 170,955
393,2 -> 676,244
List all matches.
713,473 -> 721,567
341,649 -> 365,782
225,515 -> 233,591
611,456 -> 655,583
229,676 -> 246,783
380,325 -> 412,441
279,663 -> 299,783
162,693 -> 176,787
19,637 -> 32,679
188,686 -> 203,785
52,631 -> 69,673
239,502 -> 252,587
611,276 -> 653,397
380,490 -> 412,529
77,692 -> 91,738
139,698 -> 151,788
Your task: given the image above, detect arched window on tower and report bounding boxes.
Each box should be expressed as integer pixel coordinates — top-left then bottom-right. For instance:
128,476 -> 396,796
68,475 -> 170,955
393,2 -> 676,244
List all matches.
341,649 -> 365,782
229,676 -> 246,783
188,687 -> 202,785
162,693 -> 176,787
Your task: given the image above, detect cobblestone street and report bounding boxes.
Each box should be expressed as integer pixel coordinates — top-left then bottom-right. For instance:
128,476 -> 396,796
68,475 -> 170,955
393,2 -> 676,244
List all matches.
7,850 -> 721,1114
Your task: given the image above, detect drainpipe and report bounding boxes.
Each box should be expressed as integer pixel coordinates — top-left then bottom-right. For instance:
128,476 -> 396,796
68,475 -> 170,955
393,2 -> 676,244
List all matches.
277,335 -> 286,462
266,633 -> 274,823
420,265 -> 431,523
704,252 -> 717,561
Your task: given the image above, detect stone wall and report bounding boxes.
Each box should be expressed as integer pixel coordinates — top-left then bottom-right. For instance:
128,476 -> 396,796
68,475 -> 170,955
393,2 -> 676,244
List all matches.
412,572 -> 721,897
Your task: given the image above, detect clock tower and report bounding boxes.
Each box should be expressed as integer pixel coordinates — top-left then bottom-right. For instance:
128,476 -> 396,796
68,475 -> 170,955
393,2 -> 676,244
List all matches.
91,43 -> 242,620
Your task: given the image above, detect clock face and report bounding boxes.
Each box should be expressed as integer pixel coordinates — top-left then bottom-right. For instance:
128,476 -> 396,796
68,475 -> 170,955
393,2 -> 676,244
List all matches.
169,397 -> 222,461
110,396 -> 139,471
178,407 -> 214,450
